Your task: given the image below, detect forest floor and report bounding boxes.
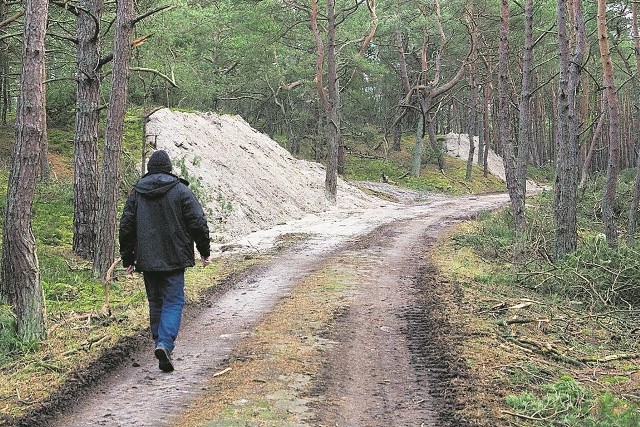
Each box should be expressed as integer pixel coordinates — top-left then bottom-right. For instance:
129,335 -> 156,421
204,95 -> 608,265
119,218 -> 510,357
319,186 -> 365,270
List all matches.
22,191 -> 511,427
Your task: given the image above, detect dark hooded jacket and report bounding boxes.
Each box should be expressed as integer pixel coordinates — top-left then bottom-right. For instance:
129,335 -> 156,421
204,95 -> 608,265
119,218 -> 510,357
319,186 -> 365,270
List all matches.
119,171 -> 211,272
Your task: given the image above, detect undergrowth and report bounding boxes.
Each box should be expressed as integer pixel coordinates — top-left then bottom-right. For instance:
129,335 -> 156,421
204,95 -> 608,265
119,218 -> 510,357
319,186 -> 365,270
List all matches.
451,171 -> 640,426
506,376 -> 639,427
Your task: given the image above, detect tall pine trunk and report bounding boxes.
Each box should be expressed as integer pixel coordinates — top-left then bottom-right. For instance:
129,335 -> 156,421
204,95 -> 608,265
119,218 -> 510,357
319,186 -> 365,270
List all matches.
628,2 -> 640,243
93,0 -> 134,278
73,0 -> 104,259
499,0 -> 524,234
0,0 -> 48,341
515,0 -> 534,211
324,0 -> 340,203
597,0 -> 620,247
554,0 -> 584,259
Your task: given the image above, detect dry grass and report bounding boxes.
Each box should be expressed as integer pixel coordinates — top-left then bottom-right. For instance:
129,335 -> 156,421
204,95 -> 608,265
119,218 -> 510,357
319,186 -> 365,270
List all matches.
175,262 -> 355,426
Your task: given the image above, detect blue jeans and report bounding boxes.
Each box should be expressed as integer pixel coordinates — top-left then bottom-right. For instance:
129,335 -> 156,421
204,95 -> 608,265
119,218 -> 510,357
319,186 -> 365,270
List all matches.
143,269 -> 185,353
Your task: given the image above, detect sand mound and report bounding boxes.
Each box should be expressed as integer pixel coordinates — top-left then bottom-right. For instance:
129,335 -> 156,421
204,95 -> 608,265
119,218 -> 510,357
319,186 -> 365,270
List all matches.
444,132 -> 540,191
144,109 -> 529,247
145,109 -> 379,244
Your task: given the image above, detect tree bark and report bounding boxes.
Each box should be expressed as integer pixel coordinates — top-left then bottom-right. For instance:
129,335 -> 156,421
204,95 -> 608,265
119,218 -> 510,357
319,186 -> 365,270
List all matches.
579,99 -> 605,192
0,1 -> 10,126
515,0 -> 533,213
392,27 -> 411,152
73,0 -> 104,259
465,70 -> 477,181
465,4 -> 478,182
628,2 -> 640,243
93,0 -> 134,278
554,0 -> 584,259
0,0 -> 48,341
499,0 -> 524,234
324,0 -> 340,203
597,0 -> 620,247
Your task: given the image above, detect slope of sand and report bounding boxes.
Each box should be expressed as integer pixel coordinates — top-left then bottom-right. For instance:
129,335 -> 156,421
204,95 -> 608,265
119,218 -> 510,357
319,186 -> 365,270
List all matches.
145,109 -> 380,244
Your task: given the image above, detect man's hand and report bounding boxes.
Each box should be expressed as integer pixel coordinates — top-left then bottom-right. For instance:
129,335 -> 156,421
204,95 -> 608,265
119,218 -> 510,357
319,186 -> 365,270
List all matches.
201,256 -> 211,267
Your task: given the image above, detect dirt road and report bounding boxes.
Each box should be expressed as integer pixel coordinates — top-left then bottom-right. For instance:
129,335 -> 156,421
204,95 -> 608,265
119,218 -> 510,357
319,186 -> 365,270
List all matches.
39,192 -> 508,427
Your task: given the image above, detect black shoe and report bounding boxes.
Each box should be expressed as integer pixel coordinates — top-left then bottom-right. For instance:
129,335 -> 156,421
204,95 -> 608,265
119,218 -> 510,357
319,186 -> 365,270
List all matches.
155,347 -> 174,372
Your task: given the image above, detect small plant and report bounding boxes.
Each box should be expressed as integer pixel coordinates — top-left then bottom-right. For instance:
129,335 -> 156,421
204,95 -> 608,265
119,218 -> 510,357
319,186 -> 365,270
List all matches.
0,304 -> 18,362
174,155 -> 211,206
506,376 -> 639,426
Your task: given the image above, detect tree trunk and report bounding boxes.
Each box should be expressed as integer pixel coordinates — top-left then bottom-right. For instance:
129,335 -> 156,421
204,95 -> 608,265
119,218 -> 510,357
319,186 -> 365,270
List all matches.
498,0 -> 524,234
579,101 -> 605,192
465,74 -> 477,180
482,77 -> 492,176
392,27 -> 411,152
412,100 -> 426,177
73,0 -> 103,259
465,7 -> 478,182
0,0 -> 48,341
515,0 -> 533,207
477,88 -> 485,168
427,115 -> 443,172
597,0 -> 620,247
93,0 -> 134,278
0,0 -> 9,126
554,0 -> 585,259
628,2 -> 640,243
324,0 -> 339,203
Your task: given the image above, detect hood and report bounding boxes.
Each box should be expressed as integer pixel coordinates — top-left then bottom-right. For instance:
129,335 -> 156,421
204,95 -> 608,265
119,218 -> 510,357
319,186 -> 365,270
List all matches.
134,172 -> 189,199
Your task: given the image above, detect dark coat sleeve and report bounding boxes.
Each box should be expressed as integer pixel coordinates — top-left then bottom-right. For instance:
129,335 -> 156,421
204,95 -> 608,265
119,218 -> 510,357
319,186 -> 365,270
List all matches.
119,190 -> 138,268
181,188 -> 211,259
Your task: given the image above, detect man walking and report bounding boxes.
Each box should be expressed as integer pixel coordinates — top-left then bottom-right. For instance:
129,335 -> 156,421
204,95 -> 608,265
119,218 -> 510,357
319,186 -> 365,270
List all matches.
119,150 -> 211,372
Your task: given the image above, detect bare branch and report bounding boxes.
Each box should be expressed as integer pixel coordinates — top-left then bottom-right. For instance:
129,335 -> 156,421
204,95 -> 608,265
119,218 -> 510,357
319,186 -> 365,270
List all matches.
132,5 -> 175,26
130,67 -> 179,88
0,11 -> 24,29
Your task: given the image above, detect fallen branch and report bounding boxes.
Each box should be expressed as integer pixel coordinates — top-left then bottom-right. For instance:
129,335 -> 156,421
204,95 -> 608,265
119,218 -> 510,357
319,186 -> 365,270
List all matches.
212,367 -> 232,377
502,409 -> 555,422
497,317 -> 550,326
103,257 -> 122,316
501,334 -> 585,367
62,334 -> 110,358
49,313 -> 93,333
580,353 -> 639,364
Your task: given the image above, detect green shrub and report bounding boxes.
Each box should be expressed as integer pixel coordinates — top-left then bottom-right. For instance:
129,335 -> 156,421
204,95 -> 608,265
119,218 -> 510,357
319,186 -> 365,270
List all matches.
527,238 -> 640,306
506,376 -> 639,426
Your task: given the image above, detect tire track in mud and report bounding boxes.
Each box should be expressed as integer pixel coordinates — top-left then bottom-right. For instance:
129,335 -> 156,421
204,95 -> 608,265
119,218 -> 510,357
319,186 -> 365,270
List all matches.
310,210 -> 481,426
35,194 -> 508,427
